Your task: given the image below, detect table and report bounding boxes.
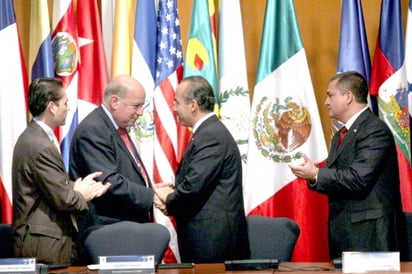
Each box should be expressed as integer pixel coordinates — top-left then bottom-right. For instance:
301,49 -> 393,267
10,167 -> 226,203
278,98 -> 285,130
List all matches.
48,262 -> 412,273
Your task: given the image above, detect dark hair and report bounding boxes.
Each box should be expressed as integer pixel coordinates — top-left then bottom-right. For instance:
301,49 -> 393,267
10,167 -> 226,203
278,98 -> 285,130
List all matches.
28,77 -> 63,117
182,75 -> 215,112
330,71 -> 368,104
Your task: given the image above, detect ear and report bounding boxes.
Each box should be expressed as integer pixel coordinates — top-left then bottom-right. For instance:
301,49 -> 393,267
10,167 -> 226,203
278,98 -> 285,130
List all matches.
48,101 -> 57,115
109,95 -> 121,110
189,99 -> 198,112
345,90 -> 354,104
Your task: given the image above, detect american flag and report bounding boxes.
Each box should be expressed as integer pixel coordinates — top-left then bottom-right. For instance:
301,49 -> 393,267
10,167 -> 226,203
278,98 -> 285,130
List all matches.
153,0 -> 191,263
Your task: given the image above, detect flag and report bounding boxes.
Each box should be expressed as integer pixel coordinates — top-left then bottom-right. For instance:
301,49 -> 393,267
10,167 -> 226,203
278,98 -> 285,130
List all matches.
243,0 -> 329,261
183,0 -> 218,104
218,0 -> 250,190
337,0 -> 371,83
129,0 -> 157,183
77,0 -> 109,123
29,0 -> 54,81
335,0 -> 373,131
0,0 -> 28,223
405,0 -> 412,260
101,0 -> 116,78
152,0 -> 191,262
369,0 -> 412,213
51,0 -> 79,169
111,0 -> 135,77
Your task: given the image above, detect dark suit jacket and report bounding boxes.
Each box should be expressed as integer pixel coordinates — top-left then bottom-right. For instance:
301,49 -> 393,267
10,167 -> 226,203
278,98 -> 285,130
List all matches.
166,115 -> 250,263
311,109 -> 403,259
69,106 -> 154,237
12,121 -> 88,265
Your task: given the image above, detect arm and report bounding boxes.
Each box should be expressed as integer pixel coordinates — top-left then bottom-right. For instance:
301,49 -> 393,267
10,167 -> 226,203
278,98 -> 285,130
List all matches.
69,123 -> 154,212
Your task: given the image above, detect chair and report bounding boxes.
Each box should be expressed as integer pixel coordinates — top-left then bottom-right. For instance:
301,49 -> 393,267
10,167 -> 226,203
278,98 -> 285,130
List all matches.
0,224 -> 13,258
84,221 -> 170,265
246,216 -> 300,261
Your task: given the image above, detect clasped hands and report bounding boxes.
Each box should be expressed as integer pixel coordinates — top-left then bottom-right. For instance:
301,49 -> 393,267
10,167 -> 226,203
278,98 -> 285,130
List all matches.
153,182 -> 174,216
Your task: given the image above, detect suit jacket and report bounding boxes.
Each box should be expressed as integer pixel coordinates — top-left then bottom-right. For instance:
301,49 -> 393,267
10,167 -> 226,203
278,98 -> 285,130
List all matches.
166,115 -> 250,263
12,121 -> 88,265
312,109 -> 403,259
69,106 -> 154,237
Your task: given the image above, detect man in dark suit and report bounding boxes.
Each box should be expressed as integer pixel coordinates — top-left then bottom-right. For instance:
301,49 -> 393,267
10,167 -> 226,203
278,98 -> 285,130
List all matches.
12,78 -> 110,265
155,75 -> 250,263
289,71 -> 404,260
69,75 -> 156,257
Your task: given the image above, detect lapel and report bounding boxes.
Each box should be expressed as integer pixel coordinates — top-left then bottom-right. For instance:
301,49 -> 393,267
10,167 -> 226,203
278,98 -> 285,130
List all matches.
97,107 -> 143,177
327,109 -> 371,166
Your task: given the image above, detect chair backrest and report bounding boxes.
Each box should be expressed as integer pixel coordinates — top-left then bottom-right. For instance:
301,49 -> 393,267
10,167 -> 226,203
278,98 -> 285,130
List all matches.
247,216 -> 300,261
84,221 -> 170,265
0,224 -> 13,258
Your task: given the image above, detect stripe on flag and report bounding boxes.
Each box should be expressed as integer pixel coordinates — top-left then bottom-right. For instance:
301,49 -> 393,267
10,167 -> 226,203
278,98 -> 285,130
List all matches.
337,0 -> 375,116
183,0 -> 218,103
77,0 -> 108,122
51,0 -> 79,170
29,0 -> 54,80
218,0 -> 250,191
111,0 -> 135,77
369,0 -> 412,213
0,0 -> 28,224
153,0 -> 191,263
244,0 -> 329,261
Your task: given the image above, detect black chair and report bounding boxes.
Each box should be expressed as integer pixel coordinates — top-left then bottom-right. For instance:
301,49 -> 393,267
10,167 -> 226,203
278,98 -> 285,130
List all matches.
246,215 -> 300,261
0,224 -> 13,258
84,221 -> 170,265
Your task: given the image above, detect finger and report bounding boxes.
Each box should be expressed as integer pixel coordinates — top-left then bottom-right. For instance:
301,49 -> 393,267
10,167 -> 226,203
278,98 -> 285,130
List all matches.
84,171 -> 103,181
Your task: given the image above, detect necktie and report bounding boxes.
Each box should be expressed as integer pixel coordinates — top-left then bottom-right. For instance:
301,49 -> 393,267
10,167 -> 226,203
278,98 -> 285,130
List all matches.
118,128 -> 149,187
337,127 -> 348,146
52,135 -> 78,231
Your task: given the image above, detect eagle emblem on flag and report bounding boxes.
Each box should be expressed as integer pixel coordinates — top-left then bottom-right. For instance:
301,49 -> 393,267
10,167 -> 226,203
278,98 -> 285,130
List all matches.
253,96 -> 311,163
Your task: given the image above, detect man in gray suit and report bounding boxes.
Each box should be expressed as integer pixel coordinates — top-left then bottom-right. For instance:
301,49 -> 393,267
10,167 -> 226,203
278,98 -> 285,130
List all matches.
12,78 -> 110,265
155,75 -> 250,263
289,71 -> 404,260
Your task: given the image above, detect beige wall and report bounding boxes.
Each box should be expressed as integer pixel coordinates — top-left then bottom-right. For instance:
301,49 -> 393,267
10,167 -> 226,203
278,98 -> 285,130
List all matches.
14,0 -> 409,143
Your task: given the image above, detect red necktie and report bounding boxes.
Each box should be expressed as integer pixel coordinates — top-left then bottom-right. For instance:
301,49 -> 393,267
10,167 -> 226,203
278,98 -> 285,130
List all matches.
337,127 -> 348,146
118,128 -> 149,187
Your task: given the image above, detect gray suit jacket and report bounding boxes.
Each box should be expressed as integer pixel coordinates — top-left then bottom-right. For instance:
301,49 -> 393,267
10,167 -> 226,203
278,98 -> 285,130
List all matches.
166,115 -> 250,262
311,109 -> 403,259
12,121 -> 88,265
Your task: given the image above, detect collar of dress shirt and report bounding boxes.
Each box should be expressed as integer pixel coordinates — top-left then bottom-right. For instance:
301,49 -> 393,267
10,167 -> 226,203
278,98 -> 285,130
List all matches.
342,106 -> 368,130
101,103 -> 121,130
33,118 -> 55,142
192,112 -> 215,134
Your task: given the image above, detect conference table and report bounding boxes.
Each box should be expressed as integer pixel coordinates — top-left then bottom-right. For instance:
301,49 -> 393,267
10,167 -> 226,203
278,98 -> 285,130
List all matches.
48,262 -> 412,273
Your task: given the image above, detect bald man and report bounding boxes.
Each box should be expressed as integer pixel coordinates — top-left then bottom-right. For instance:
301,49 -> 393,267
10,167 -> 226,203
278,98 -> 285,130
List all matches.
69,75 -> 156,260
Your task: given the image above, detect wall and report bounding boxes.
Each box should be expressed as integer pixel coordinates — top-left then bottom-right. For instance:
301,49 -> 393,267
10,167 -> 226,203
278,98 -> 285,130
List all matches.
14,0 -> 409,143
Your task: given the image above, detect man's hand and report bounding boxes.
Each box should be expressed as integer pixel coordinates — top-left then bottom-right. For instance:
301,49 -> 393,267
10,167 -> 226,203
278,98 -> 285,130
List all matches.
74,171 -> 111,201
288,154 -> 319,181
154,186 -> 174,216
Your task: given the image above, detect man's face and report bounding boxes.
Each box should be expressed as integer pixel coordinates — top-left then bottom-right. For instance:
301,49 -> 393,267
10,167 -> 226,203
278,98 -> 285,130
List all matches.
174,81 -> 193,127
54,89 -> 69,126
325,79 -> 348,122
112,87 -> 146,128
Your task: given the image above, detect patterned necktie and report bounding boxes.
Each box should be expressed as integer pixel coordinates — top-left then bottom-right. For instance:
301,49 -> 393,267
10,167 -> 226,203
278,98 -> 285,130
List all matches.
118,127 -> 149,187
337,127 -> 348,146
